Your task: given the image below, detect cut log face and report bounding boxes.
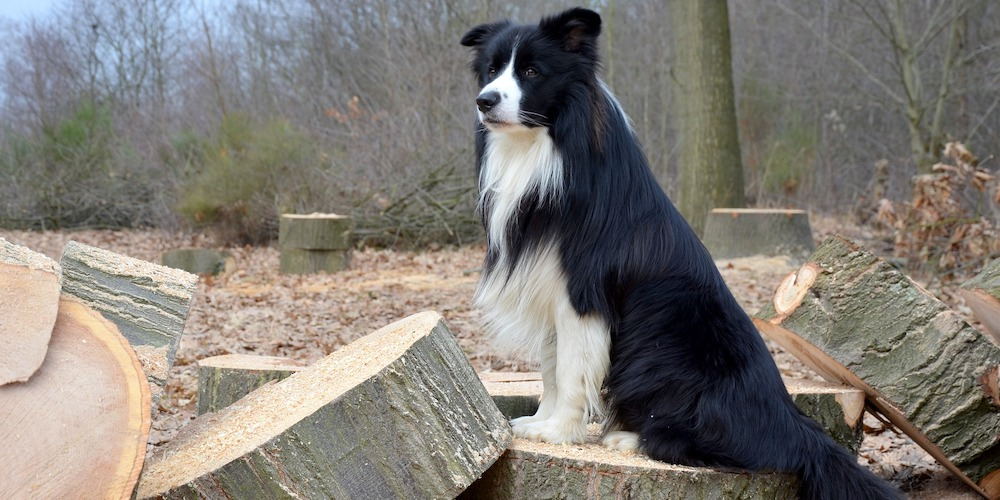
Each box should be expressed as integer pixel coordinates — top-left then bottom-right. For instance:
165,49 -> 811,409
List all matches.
136,312 -> 511,499
459,428 -> 798,500
755,235 -> 1000,498
961,259 -> 1000,346
701,208 -> 815,261
0,237 -> 61,385
0,298 -> 151,500
60,240 -> 198,404
196,354 -> 307,415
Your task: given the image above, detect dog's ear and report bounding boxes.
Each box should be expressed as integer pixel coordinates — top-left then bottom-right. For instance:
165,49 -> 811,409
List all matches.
540,7 -> 602,52
461,20 -> 510,47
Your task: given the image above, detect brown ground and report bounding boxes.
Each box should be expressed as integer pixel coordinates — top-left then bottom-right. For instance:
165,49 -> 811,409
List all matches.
0,219 -> 982,498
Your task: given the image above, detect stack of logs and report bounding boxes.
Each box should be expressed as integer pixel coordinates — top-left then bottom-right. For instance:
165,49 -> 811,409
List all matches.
7,234 -> 1000,498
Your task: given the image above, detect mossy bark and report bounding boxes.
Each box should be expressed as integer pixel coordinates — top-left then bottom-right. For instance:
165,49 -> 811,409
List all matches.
196,354 -> 307,415
755,235 -> 1000,495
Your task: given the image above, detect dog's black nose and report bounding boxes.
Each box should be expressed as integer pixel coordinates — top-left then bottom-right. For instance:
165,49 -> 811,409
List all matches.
476,91 -> 501,113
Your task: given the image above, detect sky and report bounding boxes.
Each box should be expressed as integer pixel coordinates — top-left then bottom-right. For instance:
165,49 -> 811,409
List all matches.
0,0 -> 57,22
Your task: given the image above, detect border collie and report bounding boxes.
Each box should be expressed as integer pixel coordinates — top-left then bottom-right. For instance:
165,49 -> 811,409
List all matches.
461,7 -> 901,500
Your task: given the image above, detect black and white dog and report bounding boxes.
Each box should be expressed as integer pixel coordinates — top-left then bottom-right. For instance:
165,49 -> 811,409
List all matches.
461,8 -> 901,500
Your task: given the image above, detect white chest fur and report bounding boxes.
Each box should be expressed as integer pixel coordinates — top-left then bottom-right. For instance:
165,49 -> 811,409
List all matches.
478,128 -> 563,252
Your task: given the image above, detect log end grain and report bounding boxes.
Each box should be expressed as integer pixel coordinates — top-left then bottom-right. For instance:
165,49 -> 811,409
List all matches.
0,298 -> 150,500
0,238 -> 61,385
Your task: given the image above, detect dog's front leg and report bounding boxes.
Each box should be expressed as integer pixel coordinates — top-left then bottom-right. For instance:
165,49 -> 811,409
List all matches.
510,295 -> 609,444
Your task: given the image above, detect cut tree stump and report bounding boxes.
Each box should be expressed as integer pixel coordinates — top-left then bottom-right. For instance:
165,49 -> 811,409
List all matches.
701,208 -> 815,261
754,235 -> 1000,498
479,372 -> 865,453
0,237 -> 61,385
279,213 -> 352,274
161,248 -> 234,277
196,354 -> 307,415
459,427 -> 798,500
960,259 -> 1000,346
0,298 -> 151,500
60,240 -> 198,405
136,311 -> 511,499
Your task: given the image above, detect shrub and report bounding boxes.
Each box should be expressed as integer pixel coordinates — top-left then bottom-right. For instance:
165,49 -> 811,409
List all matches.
177,114 -> 325,245
0,101 -> 163,229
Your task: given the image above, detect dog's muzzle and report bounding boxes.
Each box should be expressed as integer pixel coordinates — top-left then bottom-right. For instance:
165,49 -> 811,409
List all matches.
476,91 -> 501,113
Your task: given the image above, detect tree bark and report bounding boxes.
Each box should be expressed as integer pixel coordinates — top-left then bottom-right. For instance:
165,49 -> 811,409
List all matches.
196,354 -> 307,415
754,235 -> 1000,497
0,298 -> 150,500
0,237 -> 61,385
960,259 -> 1000,346
279,213 -> 353,274
667,0 -> 745,236
136,312 -> 511,499
59,240 -> 198,405
460,431 -> 798,500
701,208 -> 815,261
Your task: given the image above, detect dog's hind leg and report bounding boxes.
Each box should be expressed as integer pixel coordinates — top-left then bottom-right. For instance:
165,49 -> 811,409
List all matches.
511,293 -> 610,444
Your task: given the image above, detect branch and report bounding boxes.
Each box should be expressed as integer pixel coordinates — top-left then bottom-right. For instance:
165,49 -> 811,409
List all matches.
775,1 -> 905,106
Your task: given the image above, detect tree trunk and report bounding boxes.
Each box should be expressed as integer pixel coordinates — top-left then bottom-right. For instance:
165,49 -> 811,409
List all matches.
960,259 -> 1000,346
0,237 -> 61,385
700,208 -> 815,261
0,298 -> 151,500
667,0 -> 745,236
754,235 -> 1000,497
460,431 -> 798,500
60,240 -> 198,405
136,312 -> 511,499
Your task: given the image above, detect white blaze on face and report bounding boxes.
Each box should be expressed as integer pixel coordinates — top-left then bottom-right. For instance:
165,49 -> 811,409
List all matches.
478,48 -> 523,127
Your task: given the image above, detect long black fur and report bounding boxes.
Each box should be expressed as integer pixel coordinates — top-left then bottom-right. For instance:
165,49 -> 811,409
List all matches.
462,8 -> 902,500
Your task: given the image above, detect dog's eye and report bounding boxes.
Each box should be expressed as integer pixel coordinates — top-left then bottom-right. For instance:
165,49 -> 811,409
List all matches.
487,67 -> 497,79
524,68 -> 538,78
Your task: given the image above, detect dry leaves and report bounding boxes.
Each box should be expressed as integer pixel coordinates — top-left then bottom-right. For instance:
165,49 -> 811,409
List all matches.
878,142 -> 1000,278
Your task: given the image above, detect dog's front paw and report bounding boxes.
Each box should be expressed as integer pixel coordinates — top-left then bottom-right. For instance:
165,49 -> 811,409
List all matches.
602,431 -> 640,452
511,417 -> 586,444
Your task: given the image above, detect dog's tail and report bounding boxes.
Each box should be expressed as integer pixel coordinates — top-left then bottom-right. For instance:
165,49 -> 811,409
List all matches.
796,428 -> 904,500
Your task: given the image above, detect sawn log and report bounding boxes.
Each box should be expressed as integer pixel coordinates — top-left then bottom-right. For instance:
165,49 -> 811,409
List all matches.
136,312 -> 511,499
754,235 -> 1000,498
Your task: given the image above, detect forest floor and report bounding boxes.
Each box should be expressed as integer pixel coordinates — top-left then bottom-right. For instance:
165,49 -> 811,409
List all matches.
0,217 -> 983,498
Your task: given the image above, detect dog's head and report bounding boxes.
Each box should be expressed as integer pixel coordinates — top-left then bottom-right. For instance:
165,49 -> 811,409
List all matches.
460,8 -> 602,132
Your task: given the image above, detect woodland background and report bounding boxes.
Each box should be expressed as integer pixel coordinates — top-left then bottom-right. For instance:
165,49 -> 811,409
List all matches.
2,0 -> 1000,276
